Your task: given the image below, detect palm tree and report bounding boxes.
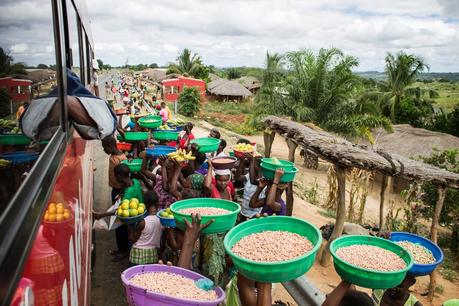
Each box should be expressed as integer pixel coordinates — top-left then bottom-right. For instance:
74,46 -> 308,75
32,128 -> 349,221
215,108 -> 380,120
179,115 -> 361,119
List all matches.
167,48 -> 207,80
253,48 -> 392,140
361,51 -> 429,121
0,47 -> 26,77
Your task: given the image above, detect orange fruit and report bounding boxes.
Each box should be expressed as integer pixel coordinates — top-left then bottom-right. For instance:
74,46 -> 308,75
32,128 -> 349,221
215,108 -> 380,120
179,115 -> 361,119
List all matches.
64,208 -> 70,214
48,206 -> 57,214
63,212 -> 71,219
56,214 -> 64,222
56,203 -> 64,209
48,202 -> 56,209
56,206 -> 64,214
44,213 -> 49,221
48,214 -> 56,222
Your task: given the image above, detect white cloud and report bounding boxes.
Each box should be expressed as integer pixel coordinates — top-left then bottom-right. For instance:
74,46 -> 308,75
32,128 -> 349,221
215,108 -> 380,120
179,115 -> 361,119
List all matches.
1,0 -> 459,71
10,43 -> 28,53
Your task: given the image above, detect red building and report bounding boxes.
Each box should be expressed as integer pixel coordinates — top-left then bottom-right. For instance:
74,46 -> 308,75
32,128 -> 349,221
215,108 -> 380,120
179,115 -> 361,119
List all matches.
0,77 -> 32,104
162,76 -> 206,102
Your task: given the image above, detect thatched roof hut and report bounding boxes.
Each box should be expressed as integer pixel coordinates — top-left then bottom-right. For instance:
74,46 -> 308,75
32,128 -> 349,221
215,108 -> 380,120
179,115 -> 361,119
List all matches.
25,69 -> 55,83
238,76 -> 261,93
140,68 -> 167,82
207,79 -> 253,101
372,124 -> 459,159
208,73 -> 221,82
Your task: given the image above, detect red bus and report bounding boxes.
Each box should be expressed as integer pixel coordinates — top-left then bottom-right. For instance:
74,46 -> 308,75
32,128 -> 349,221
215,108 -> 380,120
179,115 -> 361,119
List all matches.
0,0 -> 96,305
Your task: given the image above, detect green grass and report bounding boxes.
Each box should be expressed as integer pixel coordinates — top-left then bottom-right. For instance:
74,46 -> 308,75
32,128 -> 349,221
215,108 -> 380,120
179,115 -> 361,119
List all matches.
202,100 -> 253,115
414,81 -> 459,112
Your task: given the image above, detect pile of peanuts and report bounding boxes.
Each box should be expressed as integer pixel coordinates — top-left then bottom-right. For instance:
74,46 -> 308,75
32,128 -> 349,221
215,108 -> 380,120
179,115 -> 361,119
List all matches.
130,272 -> 218,301
336,244 -> 406,271
231,230 -> 313,262
396,241 -> 436,264
179,207 -> 231,216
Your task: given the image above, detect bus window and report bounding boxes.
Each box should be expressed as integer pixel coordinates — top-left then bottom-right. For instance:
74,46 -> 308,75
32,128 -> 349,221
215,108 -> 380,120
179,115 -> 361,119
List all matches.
81,30 -> 88,86
66,0 -> 80,78
0,0 -> 56,210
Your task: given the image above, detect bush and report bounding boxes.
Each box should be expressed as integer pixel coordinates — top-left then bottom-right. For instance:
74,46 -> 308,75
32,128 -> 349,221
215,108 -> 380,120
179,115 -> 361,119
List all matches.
178,86 -> 201,117
420,149 -> 459,227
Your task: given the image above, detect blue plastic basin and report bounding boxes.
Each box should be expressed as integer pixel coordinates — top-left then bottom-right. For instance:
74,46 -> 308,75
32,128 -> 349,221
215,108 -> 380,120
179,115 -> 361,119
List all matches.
146,145 -> 177,157
1,151 -> 39,164
156,209 -> 176,228
390,232 -> 444,276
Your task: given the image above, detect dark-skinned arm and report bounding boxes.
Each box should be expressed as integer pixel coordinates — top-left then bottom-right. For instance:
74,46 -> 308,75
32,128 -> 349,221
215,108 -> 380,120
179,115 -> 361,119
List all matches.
264,169 -> 283,213
322,280 -> 352,306
249,179 -> 268,208
203,160 -> 213,195
177,213 -> 214,270
248,156 -> 259,185
128,220 -> 145,244
234,154 -> 248,185
169,161 -> 183,200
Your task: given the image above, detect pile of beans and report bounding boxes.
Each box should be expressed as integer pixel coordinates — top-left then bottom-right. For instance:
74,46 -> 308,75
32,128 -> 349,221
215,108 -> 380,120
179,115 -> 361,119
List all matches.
396,241 -> 436,264
336,245 -> 406,271
231,230 -> 313,262
179,207 -> 231,216
130,272 -> 218,301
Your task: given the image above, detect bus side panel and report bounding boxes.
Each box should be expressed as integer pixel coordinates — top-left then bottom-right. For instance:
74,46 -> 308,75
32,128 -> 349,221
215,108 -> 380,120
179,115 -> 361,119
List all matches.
11,132 -> 94,306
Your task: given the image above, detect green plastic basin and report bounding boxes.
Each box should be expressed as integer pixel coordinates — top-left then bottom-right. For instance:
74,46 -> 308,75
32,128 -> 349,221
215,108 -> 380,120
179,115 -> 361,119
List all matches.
170,198 -> 241,234
191,138 -> 221,153
123,132 -> 149,141
224,216 -> 322,283
138,115 -> 162,129
152,130 -> 179,141
261,158 -> 295,171
0,134 -> 31,145
261,165 -> 298,183
121,158 -> 143,172
330,235 -> 414,289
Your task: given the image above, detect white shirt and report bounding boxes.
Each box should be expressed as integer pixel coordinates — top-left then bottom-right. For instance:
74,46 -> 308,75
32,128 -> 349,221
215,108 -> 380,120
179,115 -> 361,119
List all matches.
241,173 -> 264,218
133,215 -> 164,249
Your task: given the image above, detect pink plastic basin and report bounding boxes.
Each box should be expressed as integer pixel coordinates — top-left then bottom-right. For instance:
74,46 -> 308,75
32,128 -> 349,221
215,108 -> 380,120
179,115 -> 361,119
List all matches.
121,264 -> 225,306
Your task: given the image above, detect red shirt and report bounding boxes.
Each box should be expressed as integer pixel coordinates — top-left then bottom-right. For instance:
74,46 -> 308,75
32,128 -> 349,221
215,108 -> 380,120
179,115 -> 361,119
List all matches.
179,133 -> 195,149
211,178 -> 235,200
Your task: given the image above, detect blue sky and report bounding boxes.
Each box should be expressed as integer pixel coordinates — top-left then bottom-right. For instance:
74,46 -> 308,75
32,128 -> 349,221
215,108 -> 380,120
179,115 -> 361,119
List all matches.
1,0 -> 459,71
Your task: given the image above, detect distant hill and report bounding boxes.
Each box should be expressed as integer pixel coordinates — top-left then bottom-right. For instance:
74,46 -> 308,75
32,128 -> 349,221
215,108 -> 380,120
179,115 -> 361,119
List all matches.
356,71 -> 459,82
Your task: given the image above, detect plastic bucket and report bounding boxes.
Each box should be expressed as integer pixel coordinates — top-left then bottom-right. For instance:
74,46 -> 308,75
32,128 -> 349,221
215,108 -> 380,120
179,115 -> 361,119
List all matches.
146,146 -> 177,157
224,216 -> 322,282
191,138 -> 221,153
171,198 -> 241,234
390,232 -> 444,276
122,159 -> 143,172
261,166 -> 298,183
121,264 -> 225,306
330,235 -> 414,289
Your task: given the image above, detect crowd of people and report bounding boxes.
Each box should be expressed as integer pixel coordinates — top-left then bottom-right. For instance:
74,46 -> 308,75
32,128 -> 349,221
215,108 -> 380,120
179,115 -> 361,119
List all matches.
88,74 -> 458,306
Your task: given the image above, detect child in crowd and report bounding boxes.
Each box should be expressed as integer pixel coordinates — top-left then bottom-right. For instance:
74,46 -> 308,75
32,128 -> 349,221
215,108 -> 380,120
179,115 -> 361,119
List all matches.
101,136 -> 127,202
178,122 -> 195,149
234,153 -> 263,220
215,139 -> 227,157
209,128 -> 221,139
128,191 -> 163,266
249,168 -> 287,215
204,160 -> 234,201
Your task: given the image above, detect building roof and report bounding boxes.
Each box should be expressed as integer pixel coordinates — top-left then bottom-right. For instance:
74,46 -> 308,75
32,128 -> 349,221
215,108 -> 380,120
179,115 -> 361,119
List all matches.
371,124 -> 459,159
237,76 -> 261,90
208,79 -> 253,97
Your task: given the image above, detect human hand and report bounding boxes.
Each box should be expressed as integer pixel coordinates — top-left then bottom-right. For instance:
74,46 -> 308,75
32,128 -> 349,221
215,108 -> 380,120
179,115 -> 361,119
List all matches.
183,213 -> 214,243
243,152 -> 254,160
158,155 -> 167,165
258,178 -> 268,188
273,168 -> 284,183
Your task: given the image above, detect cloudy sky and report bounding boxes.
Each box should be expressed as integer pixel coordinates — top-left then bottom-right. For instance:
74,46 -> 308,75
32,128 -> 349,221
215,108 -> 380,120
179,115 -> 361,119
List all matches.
1,0 -> 459,71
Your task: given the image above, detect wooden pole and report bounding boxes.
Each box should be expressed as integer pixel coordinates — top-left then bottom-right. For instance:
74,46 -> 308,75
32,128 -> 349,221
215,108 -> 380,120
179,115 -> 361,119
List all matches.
320,164 -> 346,267
428,186 -> 447,301
286,138 -> 298,162
286,181 -> 294,216
263,130 -> 275,158
379,175 -> 388,230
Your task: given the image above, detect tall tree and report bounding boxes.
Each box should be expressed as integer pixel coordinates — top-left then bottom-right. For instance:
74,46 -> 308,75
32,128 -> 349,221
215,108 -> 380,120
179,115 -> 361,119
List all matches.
167,48 -> 208,80
253,48 -> 391,139
384,51 -> 429,120
0,47 -> 26,77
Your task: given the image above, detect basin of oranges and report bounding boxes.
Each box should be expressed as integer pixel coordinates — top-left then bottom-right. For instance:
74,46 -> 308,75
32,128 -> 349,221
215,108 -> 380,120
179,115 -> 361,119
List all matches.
116,198 -> 147,224
44,202 -> 72,224
233,143 -> 255,158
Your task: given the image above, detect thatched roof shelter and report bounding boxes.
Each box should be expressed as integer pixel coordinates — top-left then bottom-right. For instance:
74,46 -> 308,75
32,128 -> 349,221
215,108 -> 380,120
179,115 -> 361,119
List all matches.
208,79 -> 253,98
140,68 -> 167,82
371,124 -> 459,158
238,76 -> 261,91
208,73 -> 221,82
265,116 -> 459,188
263,115 -> 459,277
25,69 -> 55,83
